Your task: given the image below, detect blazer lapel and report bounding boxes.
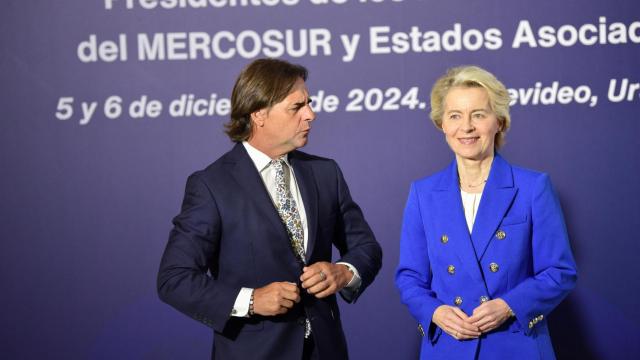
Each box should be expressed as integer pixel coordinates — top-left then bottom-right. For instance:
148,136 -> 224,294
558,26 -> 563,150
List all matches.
227,144 -> 292,251
289,152 -> 319,263
434,161 -> 485,284
471,154 -> 517,260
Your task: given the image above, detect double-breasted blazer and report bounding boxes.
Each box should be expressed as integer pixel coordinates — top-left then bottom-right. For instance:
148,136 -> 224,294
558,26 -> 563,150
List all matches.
395,154 -> 577,359
158,143 -> 382,359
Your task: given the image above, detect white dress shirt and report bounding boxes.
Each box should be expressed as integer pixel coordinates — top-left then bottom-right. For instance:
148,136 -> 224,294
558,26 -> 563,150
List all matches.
231,142 -> 361,317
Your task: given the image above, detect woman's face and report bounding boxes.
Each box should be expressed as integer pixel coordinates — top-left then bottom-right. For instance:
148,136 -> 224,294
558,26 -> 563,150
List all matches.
441,86 -> 501,162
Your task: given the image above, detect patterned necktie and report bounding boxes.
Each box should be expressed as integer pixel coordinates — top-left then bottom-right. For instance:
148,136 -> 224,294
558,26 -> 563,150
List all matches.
270,158 -> 312,338
271,158 -> 306,264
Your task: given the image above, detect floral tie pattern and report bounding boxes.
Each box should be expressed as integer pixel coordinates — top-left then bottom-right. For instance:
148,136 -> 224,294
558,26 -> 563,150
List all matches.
271,158 -> 311,338
271,158 -> 306,264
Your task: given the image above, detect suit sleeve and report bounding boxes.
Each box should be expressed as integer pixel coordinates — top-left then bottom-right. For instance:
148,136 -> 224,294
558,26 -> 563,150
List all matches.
157,173 -> 240,332
395,183 -> 444,342
331,161 -> 383,303
501,173 -> 578,334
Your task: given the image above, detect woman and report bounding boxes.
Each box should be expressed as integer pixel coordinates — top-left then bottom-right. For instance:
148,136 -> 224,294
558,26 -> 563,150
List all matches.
395,66 -> 577,359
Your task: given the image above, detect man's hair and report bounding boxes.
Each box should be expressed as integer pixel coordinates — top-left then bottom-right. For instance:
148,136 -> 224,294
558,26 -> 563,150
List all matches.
430,65 -> 511,149
225,58 -> 308,142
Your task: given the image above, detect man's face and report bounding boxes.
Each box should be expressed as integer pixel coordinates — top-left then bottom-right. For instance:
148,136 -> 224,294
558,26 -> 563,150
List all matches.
257,78 -> 315,155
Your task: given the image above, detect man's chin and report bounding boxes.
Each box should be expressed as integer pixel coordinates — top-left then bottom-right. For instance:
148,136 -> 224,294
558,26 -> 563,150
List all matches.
295,136 -> 309,149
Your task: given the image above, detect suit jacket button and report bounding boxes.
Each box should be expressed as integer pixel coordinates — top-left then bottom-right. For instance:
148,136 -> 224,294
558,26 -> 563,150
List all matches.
496,230 -> 506,240
479,296 -> 489,303
489,262 -> 499,273
529,321 -> 534,329
441,234 -> 449,244
447,265 -> 456,275
454,296 -> 463,306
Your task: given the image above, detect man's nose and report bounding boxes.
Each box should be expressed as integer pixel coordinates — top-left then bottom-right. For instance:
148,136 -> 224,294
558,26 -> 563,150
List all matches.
304,104 -> 316,122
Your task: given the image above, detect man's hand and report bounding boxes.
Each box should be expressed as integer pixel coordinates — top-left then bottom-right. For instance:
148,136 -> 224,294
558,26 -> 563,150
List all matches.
252,282 -> 300,316
468,298 -> 512,333
432,305 -> 481,340
300,262 -> 352,298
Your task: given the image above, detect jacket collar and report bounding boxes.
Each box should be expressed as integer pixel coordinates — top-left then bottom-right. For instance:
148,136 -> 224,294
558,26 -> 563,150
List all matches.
435,153 -> 514,191
433,153 -> 517,283
226,143 -> 319,264
470,153 -> 517,260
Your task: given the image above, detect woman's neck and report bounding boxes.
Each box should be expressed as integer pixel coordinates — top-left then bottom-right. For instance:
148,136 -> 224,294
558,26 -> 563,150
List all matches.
456,154 -> 494,193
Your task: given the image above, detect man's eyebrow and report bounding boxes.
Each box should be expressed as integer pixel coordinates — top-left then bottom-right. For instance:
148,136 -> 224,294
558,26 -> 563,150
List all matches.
292,99 -> 311,108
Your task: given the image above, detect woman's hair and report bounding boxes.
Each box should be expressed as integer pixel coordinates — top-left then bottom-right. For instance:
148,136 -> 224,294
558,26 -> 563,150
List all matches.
430,65 -> 511,149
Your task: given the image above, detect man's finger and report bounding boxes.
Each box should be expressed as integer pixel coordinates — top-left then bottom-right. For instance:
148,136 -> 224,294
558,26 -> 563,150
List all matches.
280,289 -> 301,302
313,287 -> 335,298
280,282 -> 299,292
300,268 -> 315,282
306,279 -> 331,294
279,298 -> 295,309
278,283 -> 299,298
300,263 -> 328,282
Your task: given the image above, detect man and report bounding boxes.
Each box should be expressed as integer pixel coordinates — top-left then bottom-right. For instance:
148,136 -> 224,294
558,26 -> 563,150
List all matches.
158,58 -> 382,359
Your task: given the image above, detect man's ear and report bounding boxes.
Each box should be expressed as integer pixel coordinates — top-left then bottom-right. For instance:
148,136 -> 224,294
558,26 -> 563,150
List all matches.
251,108 -> 267,127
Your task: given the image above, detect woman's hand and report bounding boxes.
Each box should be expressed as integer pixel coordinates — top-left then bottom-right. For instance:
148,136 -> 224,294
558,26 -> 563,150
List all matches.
468,298 -> 513,333
432,305 -> 481,340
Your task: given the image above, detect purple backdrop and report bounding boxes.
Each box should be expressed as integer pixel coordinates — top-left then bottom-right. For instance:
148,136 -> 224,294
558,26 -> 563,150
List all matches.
1,0 -> 639,358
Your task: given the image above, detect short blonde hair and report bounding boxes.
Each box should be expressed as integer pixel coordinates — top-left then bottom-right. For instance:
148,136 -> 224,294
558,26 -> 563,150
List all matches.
430,65 -> 511,149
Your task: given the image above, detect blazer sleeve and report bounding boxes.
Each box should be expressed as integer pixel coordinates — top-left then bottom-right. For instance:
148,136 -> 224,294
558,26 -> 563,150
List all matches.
501,173 -> 578,334
157,173 -> 240,333
331,161 -> 383,303
395,183 -> 444,342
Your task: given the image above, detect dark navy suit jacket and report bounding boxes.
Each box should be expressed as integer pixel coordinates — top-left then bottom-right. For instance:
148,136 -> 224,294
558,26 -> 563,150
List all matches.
395,154 -> 577,360
158,143 -> 382,359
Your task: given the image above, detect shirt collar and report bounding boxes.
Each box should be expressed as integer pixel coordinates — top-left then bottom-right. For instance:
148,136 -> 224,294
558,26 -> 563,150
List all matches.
242,141 -> 290,172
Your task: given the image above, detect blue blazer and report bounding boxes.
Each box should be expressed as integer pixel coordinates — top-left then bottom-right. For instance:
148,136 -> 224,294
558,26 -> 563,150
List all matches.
158,143 -> 382,359
395,154 -> 577,360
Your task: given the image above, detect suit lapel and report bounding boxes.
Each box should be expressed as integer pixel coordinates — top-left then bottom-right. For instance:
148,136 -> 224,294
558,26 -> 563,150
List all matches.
289,152 -> 319,263
434,161 -> 485,284
471,154 -> 517,260
227,144 -> 292,251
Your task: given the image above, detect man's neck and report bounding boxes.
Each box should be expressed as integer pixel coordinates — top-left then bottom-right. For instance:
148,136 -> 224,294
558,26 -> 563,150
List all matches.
246,138 -> 288,160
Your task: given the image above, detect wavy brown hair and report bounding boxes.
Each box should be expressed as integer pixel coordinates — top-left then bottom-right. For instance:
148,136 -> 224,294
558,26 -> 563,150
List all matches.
225,58 -> 308,142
